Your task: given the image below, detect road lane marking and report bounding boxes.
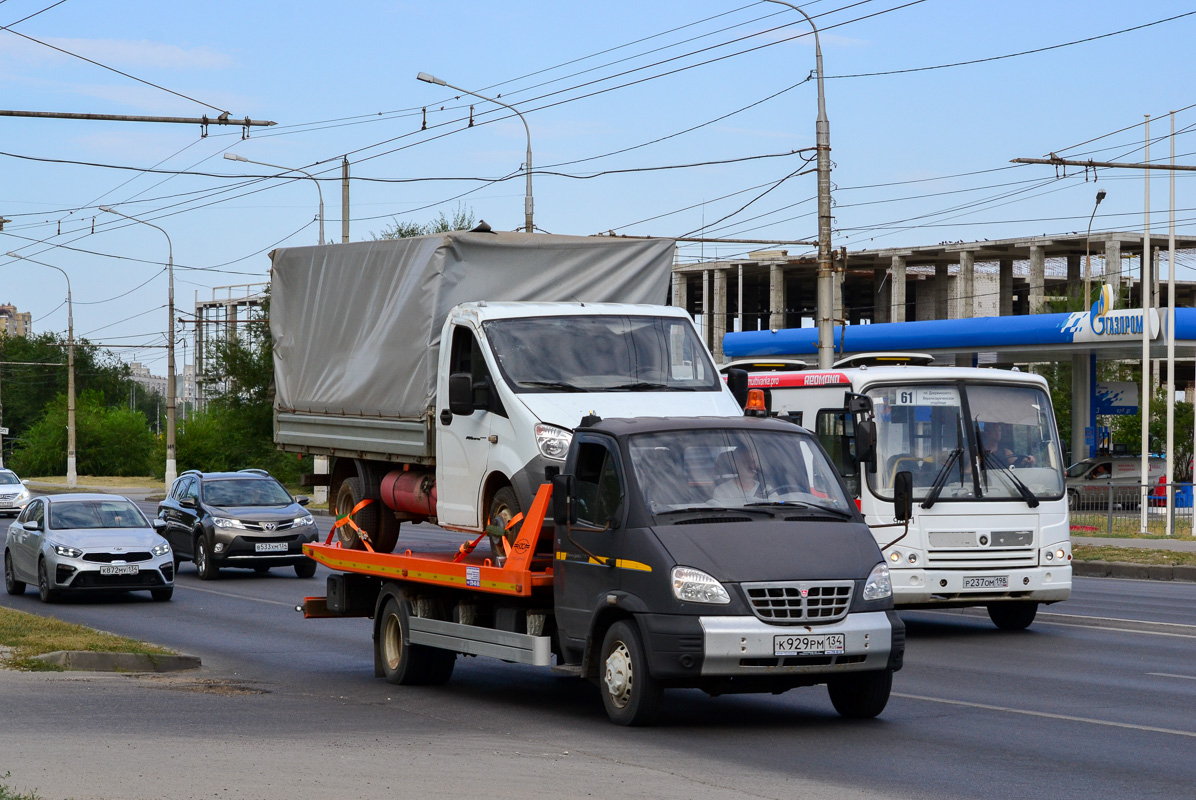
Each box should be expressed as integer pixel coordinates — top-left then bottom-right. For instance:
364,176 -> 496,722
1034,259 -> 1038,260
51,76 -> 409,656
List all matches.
911,608 -> 1196,639
895,693 -> 1196,738
176,583 -> 295,607
1147,672 -> 1196,681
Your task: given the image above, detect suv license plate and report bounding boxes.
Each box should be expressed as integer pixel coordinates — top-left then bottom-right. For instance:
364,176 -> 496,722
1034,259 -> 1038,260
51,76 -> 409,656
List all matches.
963,575 -> 1009,589
255,542 -> 289,553
100,565 -> 139,576
774,633 -> 845,656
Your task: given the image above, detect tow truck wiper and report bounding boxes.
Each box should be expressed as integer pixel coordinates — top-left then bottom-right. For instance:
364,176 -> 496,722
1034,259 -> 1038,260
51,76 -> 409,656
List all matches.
655,506 -> 775,517
980,451 -> 1040,508
744,500 -> 852,518
921,448 -> 963,510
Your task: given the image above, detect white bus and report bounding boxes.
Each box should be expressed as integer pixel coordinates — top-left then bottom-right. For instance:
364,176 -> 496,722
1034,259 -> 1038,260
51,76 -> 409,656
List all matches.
730,358 -> 1070,630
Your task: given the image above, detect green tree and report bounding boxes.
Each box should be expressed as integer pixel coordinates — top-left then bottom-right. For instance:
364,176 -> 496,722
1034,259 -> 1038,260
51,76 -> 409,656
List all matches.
373,203 -> 476,240
10,390 -> 155,476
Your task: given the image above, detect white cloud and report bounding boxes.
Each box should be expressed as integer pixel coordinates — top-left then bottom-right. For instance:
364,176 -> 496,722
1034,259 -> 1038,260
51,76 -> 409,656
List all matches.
0,36 -> 235,70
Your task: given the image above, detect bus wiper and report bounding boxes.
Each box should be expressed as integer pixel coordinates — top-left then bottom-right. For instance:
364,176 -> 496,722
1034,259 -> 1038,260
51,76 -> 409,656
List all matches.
980,451 -> 1040,508
606,382 -> 670,391
518,380 -> 585,392
921,448 -> 963,510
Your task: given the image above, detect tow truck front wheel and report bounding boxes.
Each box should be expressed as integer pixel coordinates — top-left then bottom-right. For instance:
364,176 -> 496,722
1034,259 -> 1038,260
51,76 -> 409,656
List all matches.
599,620 -> 662,726
986,600 -> 1038,630
827,669 -> 893,719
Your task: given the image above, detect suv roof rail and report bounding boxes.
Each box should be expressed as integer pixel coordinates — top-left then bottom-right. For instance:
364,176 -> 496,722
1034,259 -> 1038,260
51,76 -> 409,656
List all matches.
180,469 -> 202,477
238,468 -> 270,476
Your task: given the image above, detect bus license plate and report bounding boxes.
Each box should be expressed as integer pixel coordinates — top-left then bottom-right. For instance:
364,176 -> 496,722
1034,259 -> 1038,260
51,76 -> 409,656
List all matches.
99,565 -> 139,576
963,575 -> 1009,589
255,542 -> 289,553
774,633 -> 845,656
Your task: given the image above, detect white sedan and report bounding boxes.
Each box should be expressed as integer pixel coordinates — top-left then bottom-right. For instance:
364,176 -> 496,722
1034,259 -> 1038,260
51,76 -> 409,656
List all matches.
4,494 -> 174,602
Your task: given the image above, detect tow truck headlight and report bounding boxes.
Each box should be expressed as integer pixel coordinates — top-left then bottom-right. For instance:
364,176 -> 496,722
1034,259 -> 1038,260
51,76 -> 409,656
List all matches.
534,424 -> 572,460
671,566 -> 730,604
863,563 -> 892,601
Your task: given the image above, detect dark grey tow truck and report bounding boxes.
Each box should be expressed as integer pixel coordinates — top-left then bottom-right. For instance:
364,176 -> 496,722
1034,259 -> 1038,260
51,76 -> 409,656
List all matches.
304,413 -> 904,726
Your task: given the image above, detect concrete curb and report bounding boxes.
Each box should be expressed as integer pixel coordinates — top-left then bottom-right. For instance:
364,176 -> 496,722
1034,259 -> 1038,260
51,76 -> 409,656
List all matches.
33,650 -> 202,672
1073,560 -> 1196,583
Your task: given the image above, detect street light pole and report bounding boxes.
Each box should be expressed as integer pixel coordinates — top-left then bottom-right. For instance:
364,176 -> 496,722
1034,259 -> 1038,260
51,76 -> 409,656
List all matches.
6,253 -> 74,487
1084,189 -> 1106,307
417,72 -> 534,233
224,153 -> 324,245
98,207 -> 176,486
765,0 -> 833,368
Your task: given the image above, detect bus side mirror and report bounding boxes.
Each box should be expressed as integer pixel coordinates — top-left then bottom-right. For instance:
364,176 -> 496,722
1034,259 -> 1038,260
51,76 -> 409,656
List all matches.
855,418 -> 876,469
448,373 -> 474,416
726,368 -> 749,409
893,471 -> 913,522
552,474 -> 577,527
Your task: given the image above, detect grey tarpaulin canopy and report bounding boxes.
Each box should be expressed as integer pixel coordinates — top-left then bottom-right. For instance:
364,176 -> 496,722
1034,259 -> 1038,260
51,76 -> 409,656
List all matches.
270,231 -> 676,420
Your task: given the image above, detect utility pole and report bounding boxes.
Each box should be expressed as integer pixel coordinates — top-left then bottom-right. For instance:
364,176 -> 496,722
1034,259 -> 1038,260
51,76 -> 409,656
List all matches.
765,0 -> 834,368
342,157 -> 351,244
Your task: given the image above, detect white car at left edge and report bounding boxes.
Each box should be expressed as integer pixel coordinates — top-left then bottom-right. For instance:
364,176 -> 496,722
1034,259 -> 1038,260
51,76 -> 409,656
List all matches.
4,493 -> 175,603
0,469 -> 32,516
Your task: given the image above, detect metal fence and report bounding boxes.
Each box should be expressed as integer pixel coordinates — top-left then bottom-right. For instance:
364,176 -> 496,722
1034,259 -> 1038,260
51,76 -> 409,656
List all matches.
1069,482 -> 1194,536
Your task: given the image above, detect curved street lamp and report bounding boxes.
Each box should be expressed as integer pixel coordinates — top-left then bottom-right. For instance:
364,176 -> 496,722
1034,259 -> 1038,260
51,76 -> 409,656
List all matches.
764,0 -> 833,367
1084,189 -> 1107,306
98,206 -> 177,486
417,71 -> 534,233
6,252 -> 74,487
224,153 -> 325,245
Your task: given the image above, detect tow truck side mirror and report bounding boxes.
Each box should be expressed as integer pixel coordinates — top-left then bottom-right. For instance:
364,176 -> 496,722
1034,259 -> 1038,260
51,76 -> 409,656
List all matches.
448,373 -> 474,416
855,418 -> 876,470
551,473 -> 577,527
726,368 -> 749,409
893,471 -> 913,522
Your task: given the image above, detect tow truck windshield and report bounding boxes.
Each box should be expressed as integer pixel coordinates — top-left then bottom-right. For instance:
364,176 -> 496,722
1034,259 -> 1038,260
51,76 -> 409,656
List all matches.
626,428 -> 851,516
866,383 -> 1065,504
484,315 -> 721,393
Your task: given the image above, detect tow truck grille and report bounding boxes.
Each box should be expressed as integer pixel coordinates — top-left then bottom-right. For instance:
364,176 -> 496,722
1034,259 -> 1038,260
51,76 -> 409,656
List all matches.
740,581 -> 854,624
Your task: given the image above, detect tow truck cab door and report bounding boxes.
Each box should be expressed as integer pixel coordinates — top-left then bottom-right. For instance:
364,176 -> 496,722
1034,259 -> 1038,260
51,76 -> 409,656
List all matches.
554,434 -> 626,650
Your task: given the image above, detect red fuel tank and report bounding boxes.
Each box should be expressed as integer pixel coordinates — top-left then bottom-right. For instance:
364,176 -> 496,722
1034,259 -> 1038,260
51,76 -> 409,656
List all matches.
380,469 -> 437,518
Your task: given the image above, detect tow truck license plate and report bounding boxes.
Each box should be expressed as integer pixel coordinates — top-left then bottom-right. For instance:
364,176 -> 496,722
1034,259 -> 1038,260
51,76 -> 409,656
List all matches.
255,542 -> 289,553
99,565 -> 138,576
964,575 -> 1009,589
774,633 -> 845,656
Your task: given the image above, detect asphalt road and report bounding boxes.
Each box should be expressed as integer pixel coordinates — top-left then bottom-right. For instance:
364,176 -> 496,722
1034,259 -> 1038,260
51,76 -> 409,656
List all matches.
2,506 -> 1195,800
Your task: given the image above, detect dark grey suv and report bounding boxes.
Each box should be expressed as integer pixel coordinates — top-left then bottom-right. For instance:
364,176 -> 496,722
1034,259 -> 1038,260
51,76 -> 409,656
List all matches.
157,469 -> 319,580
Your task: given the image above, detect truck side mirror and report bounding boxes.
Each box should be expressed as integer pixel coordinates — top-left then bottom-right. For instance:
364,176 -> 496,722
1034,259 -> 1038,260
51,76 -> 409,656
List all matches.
855,418 -> 876,470
893,471 -> 913,522
448,373 -> 474,416
551,473 -> 577,527
726,368 -> 749,408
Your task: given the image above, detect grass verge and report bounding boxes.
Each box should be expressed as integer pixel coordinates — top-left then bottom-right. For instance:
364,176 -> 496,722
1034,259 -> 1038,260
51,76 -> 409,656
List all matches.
0,606 -> 174,671
1072,544 -> 1196,567
25,475 -> 162,490
0,772 -> 42,800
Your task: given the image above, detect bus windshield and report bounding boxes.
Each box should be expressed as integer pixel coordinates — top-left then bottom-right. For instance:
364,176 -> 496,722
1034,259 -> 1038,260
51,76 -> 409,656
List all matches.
867,383 -> 1065,503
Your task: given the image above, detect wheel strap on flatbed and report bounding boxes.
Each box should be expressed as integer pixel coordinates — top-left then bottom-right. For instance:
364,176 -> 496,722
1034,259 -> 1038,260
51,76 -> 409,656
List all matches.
327,498 -> 376,552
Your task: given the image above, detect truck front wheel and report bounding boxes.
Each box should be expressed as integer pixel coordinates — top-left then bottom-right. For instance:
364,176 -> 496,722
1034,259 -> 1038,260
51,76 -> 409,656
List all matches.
378,597 -> 455,686
599,620 -> 663,726
827,670 -> 893,719
487,486 -> 521,561
986,601 -> 1038,630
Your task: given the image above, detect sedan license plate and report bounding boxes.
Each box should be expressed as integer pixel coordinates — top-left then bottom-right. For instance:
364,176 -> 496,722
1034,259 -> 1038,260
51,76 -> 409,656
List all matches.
774,633 -> 845,656
99,565 -> 139,576
963,575 -> 1009,589
0,501 -> 11,508
255,542 -> 289,553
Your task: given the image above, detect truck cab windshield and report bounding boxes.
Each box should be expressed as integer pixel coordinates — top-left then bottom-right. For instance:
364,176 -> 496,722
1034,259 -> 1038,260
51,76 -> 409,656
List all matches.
626,428 -> 851,516
483,315 -> 721,393
867,383 -> 1064,503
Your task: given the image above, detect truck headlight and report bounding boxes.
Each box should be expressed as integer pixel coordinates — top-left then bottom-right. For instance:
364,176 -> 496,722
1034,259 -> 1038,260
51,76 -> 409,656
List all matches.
862,563 -> 892,601
671,566 -> 730,604
534,423 -> 572,460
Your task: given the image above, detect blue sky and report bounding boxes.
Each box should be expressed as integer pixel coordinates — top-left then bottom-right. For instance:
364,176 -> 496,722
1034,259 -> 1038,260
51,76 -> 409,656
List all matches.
1,0 -> 1194,374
